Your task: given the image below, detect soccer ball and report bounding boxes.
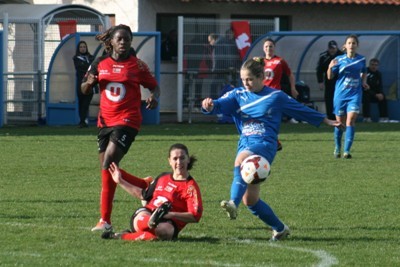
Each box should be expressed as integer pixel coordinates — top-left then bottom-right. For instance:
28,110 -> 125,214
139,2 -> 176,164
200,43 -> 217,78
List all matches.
240,155 -> 271,184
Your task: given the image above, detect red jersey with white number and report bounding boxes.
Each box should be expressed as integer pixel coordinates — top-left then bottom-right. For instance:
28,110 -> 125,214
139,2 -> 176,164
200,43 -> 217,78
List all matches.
87,55 -> 158,130
145,173 -> 203,231
263,56 -> 292,90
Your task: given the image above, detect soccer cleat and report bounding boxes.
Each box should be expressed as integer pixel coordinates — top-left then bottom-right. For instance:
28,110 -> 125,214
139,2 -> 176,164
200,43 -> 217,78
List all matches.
148,202 -> 172,228
343,153 -> 352,159
101,231 -> 121,240
91,219 -> 112,232
333,149 -> 341,159
220,200 -> 237,220
271,224 -> 291,241
277,140 -> 283,151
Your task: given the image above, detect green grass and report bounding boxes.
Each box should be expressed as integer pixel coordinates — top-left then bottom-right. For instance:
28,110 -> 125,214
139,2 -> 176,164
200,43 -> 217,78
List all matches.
1,122 -> 399,266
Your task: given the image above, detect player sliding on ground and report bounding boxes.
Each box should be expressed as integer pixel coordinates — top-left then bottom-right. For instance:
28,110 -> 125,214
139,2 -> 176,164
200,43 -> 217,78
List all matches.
101,143 -> 203,241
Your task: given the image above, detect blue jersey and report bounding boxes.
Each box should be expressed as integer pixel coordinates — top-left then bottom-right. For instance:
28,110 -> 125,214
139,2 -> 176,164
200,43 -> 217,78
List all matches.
331,54 -> 366,101
203,86 -> 326,161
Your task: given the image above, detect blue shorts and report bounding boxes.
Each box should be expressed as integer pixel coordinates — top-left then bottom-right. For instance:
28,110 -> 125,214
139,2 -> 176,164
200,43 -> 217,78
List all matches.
334,97 -> 361,116
238,138 -> 276,164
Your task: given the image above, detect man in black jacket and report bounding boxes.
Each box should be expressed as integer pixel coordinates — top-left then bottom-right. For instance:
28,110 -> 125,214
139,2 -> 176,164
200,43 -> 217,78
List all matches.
362,58 -> 389,122
316,40 -> 343,120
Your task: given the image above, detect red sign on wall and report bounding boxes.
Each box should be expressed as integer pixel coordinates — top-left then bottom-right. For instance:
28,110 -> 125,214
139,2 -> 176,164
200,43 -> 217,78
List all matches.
58,20 -> 77,40
231,21 -> 252,60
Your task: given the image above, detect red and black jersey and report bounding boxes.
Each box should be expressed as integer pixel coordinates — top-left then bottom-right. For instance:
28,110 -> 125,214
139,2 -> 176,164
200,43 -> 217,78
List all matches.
143,172 -> 203,231
87,55 -> 158,130
263,56 -> 292,90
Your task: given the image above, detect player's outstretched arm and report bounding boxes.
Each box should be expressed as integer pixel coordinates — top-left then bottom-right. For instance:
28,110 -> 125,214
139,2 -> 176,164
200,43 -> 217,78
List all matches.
108,162 -> 122,184
108,162 -> 142,199
201,98 -> 214,112
323,118 -> 345,130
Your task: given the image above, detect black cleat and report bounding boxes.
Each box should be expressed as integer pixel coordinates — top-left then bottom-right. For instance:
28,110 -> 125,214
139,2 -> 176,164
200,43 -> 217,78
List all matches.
101,231 -> 120,240
148,202 -> 172,228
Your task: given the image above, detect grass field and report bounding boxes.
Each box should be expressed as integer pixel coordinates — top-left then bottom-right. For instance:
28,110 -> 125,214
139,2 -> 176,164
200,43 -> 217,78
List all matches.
1,122 -> 399,266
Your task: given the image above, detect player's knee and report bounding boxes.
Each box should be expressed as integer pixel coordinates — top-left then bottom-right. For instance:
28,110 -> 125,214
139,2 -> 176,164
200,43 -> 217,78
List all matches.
155,223 -> 175,241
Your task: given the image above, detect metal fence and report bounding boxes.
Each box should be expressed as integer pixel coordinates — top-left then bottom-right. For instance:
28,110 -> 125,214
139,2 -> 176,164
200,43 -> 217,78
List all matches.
176,17 -> 278,123
1,10 -> 105,126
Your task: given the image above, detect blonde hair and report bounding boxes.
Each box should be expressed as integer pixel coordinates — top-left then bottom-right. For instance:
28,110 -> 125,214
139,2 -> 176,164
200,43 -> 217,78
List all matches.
241,57 -> 265,78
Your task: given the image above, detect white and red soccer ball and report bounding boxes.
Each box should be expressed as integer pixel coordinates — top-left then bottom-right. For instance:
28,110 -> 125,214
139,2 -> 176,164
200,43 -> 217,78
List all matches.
240,155 -> 271,184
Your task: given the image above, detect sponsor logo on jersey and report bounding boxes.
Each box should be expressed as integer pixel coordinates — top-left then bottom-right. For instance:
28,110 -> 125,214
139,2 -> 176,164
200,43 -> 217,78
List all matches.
105,82 -> 126,102
112,64 -> 125,74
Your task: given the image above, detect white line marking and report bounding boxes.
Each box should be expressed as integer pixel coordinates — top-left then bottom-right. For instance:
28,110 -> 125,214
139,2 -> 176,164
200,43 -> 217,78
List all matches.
235,238 -> 339,267
1,222 -> 338,266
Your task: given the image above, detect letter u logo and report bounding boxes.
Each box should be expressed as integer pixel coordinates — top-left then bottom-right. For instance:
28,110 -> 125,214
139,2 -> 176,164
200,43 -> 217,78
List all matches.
106,82 -> 126,102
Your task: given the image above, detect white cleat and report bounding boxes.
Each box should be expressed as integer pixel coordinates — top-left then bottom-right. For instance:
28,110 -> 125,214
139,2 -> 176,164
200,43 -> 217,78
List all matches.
271,224 -> 290,241
91,219 -> 112,232
220,200 -> 237,220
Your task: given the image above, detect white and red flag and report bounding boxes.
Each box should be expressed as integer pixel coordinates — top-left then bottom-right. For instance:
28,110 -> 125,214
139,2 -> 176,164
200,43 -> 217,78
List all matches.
231,21 -> 252,60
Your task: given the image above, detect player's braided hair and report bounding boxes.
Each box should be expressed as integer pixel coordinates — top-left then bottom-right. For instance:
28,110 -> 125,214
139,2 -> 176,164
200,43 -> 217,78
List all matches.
95,24 -> 133,54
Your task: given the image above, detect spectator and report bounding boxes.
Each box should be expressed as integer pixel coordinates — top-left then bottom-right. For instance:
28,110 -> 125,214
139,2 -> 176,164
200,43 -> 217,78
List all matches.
362,58 -> 389,123
101,143 -> 203,241
161,29 -> 178,61
81,24 -> 160,231
73,41 -> 95,128
214,28 -> 242,84
207,33 -> 221,99
184,33 -> 209,110
327,34 -> 369,159
316,40 -> 344,120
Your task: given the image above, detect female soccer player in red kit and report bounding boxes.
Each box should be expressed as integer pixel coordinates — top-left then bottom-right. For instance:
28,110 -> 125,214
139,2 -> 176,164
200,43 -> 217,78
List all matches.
102,143 -> 203,241
263,38 -> 299,150
262,38 -> 298,98
81,24 -> 161,231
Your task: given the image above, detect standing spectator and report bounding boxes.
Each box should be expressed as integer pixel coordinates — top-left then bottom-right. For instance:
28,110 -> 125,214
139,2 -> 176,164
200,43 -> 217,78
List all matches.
73,41 -> 95,128
102,143 -> 203,241
207,33 -> 221,99
184,33 -> 209,110
362,58 -> 389,123
327,34 -> 369,159
214,28 -> 242,84
316,40 -> 344,120
201,57 -> 342,241
81,24 -> 160,231
161,29 -> 178,61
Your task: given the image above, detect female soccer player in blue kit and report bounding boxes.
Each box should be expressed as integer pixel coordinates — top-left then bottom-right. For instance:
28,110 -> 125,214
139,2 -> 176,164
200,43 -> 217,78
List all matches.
327,34 -> 369,159
202,57 -> 342,241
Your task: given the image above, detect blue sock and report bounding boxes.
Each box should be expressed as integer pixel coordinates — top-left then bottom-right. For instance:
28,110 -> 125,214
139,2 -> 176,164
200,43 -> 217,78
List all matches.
230,166 -> 247,207
334,127 -> 343,151
248,199 -> 284,231
344,126 -> 355,153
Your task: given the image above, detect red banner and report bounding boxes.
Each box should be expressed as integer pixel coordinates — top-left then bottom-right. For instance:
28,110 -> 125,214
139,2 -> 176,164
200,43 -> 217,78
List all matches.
231,21 -> 252,60
57,20 -> 77,40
